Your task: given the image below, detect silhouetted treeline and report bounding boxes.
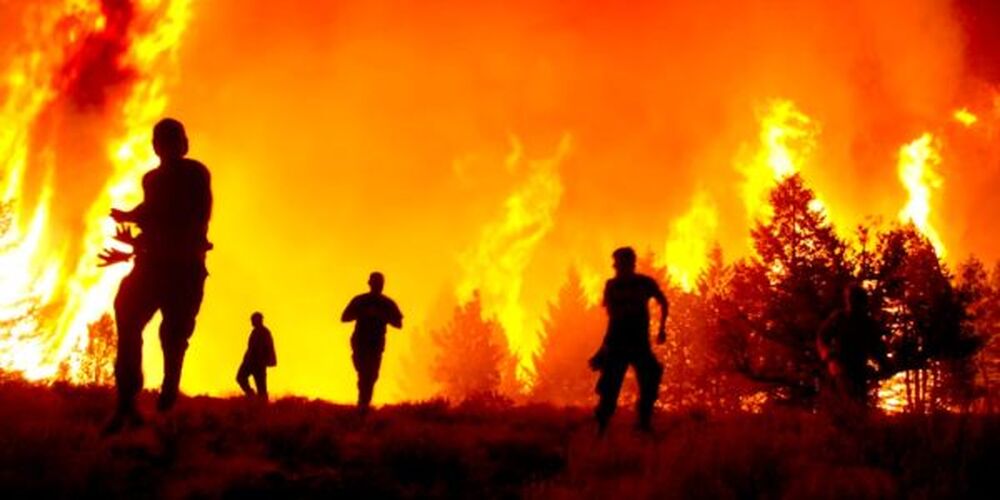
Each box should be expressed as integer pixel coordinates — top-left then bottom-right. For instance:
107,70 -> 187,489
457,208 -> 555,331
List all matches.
8,175 -> 1000,413
441,174 -> 996,413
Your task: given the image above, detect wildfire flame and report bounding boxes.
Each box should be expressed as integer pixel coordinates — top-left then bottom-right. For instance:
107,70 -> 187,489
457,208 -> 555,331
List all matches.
0,0 -> 191,380
663,191 -> 718,292
736,99 -> 820,223
897,133 -> 946,257
1,1 -> 997,411
458,134 -> 572,386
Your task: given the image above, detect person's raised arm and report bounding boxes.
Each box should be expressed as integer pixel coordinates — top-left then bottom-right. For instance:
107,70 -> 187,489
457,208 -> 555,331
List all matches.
110,172 -> 153,224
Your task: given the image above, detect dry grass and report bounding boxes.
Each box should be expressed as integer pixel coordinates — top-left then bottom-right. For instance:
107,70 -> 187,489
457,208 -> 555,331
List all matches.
0,380 -> 996,499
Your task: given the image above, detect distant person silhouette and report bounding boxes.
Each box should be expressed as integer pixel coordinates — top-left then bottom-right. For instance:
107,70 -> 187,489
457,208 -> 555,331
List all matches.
817,284 -> 887,408
99,118 -> 212,433
237,312 -> 277,401
589,247 -> 668,434
341,272 -> 403,412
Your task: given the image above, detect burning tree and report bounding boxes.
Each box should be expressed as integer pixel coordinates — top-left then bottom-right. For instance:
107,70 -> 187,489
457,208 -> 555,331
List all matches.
722,174 -> 853,407
81,313 -> 116,386
663,245 -> 754,411
432,292 -> 517,400
973,261 -> 1000,412
531,268 -> 604,406
871,227 -> 983,412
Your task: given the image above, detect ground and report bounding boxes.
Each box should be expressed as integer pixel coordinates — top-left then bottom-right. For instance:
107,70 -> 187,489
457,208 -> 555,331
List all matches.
0,381 -> 996,499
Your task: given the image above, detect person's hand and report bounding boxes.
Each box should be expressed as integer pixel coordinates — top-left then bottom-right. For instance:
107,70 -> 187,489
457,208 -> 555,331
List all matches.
656,325 -> 667,345
112,224 -> 137,246
588,348 -> 606,372
110,208 -> 130,223
98,248 -> 133,267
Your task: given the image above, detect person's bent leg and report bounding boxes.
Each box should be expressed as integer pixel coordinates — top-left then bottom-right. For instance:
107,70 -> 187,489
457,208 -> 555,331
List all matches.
635,352 -> 664,431
236,362 -> 255,396
157,263 -> 206,413
108,270 -> 157,432
595,357 -> 628,433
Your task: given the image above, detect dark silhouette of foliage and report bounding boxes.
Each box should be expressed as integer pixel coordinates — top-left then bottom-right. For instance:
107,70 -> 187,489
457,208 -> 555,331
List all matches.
531,268 -> 603,405
664,245 -> 754,411
723,174 -> 852,407
976,262 -> 1000,412
869,226 -> 980,412
432,292 -> 516,400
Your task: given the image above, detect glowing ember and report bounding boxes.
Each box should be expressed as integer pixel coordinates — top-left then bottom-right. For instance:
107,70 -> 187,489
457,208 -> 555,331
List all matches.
953,108 -> 978,127
877,371 -> 909,414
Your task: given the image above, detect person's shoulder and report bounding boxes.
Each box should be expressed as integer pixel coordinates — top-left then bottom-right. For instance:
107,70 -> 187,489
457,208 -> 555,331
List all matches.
180,157 -> 208,169
143,167 -> 160,183
180,158 -> 210,178
631,273 -> 659,288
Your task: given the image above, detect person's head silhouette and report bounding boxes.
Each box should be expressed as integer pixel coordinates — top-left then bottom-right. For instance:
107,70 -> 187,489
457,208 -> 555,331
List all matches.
612,247 -> 637,277
153,118 -> 189,161
368,272 -> 385,294
250,311 -> 264,328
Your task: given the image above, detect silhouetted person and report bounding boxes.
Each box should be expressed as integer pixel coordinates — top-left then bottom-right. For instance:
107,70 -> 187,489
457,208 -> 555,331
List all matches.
341,272 -> 403,412
237,312 -> 277,401
816,284 -> 888,408
589,247 -> 668,434
99,118 -> 212,433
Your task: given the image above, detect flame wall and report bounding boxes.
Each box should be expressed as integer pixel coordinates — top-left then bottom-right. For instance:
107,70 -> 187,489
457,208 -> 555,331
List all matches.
3,0 -> 999,401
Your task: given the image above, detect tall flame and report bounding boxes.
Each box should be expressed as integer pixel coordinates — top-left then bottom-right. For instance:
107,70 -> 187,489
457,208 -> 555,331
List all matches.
897,133 -> 946,256
458,134 -> 572,386
0,0 -> 192,380
736,99 -> 819,223
663,191 -> 718,292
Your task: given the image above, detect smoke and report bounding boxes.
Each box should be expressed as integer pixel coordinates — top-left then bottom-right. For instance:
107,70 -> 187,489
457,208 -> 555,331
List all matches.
6,0 -> 998,399
152,0 -> 996,400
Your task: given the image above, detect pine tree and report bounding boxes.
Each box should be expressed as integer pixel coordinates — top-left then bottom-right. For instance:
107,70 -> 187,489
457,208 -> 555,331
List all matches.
724,174 -> 853,407
431,292 -> 514,400
977,262 -> 1000,412
531,268 -> 604,405
949,257 -> 992,410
